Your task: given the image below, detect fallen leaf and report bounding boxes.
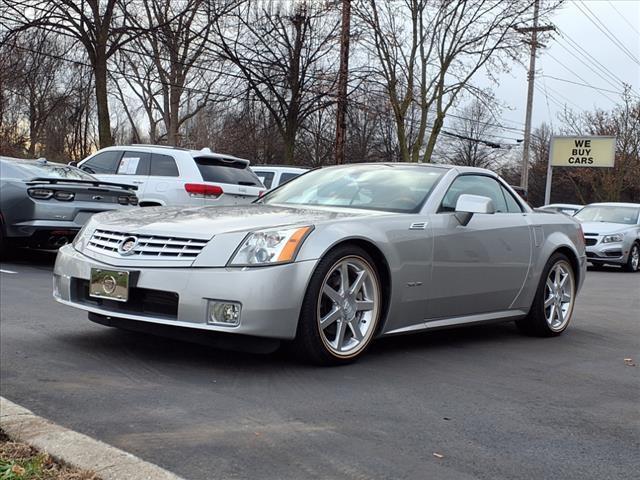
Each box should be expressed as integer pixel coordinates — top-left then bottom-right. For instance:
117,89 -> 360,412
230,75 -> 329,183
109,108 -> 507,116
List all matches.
433,452 -> 444,459
624,358 -> 636,367
12,464 -> 26,475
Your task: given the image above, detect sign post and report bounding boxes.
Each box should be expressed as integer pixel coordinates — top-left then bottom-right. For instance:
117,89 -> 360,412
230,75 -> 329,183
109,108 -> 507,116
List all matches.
545,136 -> 616,204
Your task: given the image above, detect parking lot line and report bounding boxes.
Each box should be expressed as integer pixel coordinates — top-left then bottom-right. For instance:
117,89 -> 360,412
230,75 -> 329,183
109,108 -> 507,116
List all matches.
0,269 -> 18,274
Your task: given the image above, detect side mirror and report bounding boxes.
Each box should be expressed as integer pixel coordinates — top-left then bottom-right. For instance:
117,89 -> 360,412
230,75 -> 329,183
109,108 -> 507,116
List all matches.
68,161 -> 78,167
454,194 -> 495,226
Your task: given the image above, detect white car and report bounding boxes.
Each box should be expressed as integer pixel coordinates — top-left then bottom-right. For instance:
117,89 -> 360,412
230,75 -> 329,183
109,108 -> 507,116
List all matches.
76,145 -> 265,207
540,203 -> 583,216
251,165 -> 309,190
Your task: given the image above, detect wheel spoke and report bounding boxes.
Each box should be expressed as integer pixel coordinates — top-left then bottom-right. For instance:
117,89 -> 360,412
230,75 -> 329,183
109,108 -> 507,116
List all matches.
548,304 -> 556,324
323,284 -> 342,304
556,304 -> 565,324
349,319 -> 364,341
320,307 -> 341,329
546,278 -> 554,292
349,270 -> 367,296
339,263 -> 350,294
561,291 -> 572,303
333,320 -> 347,351
559,272 -> 569,288
355,299 -> 374,311
544,295 -> 555,307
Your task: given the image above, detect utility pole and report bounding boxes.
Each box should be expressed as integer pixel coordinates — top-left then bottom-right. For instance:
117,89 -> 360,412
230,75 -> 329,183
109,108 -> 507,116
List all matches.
517,0 -> 554,191
334,0 -> 351,165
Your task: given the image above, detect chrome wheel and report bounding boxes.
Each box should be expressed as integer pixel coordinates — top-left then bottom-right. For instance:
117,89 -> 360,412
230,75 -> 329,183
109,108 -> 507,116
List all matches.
317,256 -> 380,358
631,245 -> 639,271
544,261 -> 575,332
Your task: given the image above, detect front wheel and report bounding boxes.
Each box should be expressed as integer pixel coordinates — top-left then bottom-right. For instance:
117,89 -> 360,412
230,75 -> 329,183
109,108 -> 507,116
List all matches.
623,243 -> 640,272
517,253 -> 576,337
293,246 -> 382,365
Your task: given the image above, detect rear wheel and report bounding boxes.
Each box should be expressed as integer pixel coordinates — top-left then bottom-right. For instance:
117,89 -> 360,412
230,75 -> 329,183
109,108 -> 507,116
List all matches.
517,253 -> 576,337
293,246 -> 382,365
623,243 -> 640,272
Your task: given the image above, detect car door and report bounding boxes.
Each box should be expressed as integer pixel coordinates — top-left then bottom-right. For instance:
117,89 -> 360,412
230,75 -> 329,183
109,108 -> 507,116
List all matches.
112,150 -> 151,193
79,151 -> 123,180
144,153 -> 181,205
427,174 -> 532,320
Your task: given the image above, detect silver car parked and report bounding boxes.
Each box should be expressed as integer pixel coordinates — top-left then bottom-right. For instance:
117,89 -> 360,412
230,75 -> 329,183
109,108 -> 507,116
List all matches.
53,164 -> 586,364
574,202 -> 640,272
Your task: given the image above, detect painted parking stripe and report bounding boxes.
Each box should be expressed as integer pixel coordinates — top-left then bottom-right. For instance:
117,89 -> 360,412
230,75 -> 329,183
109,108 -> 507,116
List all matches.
0,269 -> 17,274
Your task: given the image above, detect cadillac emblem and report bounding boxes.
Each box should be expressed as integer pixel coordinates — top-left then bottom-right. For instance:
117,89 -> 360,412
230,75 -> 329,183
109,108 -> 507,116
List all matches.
118,236 -> 138,256
102,275 -> 117,294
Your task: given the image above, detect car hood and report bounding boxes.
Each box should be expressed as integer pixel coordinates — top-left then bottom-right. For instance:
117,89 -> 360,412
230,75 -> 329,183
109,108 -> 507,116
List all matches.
579,221 -> 634,235
90,204 -> 379,239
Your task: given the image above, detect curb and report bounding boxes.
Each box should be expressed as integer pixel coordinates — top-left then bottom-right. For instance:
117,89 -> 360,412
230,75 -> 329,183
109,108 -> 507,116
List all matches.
0,396 -> 184,480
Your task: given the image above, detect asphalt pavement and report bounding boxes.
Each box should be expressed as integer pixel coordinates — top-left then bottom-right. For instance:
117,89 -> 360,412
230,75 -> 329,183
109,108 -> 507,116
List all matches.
1,248 -> 638,480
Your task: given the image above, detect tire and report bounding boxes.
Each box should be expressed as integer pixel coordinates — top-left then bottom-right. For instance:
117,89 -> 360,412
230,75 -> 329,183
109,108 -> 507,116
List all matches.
292,245 -> 383,366
516,253 -> 576,337
623,242 -> 640,272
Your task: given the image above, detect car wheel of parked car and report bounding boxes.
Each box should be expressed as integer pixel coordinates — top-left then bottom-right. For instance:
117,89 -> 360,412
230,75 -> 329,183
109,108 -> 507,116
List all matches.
517,253 -> 576,337
294,246 -> 382,365
624,243 -> 640,272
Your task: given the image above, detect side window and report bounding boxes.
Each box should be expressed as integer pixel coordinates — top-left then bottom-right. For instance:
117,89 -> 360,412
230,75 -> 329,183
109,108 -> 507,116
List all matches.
279,172 -> 300,185
501,185 -> 523,213
116,151 -> 150,175
439,175 -> 508,213
254,171 -> 274,189
150,154 -> 179,177
81,151 -> 122,174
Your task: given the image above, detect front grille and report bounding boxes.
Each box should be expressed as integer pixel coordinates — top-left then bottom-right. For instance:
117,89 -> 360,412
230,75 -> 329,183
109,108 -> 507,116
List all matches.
87,229 -> 208,259
71,278 -> 179,319
585,237 -> 598,246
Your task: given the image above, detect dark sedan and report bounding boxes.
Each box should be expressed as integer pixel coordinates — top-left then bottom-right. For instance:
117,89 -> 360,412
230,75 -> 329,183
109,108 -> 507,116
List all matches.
0,157 -> 138,250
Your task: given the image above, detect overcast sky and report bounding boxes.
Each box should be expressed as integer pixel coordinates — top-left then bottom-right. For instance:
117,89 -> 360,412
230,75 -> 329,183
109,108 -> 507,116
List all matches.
479,0 -> 640,144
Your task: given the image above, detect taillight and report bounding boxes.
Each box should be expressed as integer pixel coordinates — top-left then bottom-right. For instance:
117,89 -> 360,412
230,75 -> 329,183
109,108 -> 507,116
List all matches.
185,183 -> 223,198
54,191 -> 75,201
118,195 -> 139,205
28,188 -> 54,199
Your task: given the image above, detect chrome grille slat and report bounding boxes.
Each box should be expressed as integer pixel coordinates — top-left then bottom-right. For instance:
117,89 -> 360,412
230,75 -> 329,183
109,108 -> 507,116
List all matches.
87,229 -> 208,259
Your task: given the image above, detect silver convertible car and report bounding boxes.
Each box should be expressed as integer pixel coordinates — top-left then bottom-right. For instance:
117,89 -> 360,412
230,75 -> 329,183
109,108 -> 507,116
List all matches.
53,164 -> 587,365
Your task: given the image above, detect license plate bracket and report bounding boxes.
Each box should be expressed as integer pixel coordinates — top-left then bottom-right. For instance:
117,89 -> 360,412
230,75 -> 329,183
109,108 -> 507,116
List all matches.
90,268 -> 129,302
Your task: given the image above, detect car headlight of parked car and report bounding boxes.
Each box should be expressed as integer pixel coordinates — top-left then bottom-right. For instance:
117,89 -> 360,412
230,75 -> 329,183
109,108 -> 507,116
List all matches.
602,233 -> 624,243
229,226 -> 313,266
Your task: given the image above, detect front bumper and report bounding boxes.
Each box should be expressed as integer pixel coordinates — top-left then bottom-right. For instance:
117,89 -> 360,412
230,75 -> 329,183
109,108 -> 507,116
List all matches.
585,240 -> 629,265
53,245 -> 317,339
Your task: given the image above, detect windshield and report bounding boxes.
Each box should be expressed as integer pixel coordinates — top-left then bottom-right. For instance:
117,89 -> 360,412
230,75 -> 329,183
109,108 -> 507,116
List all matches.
11,161 -> 97,181
575,205 -> 640,225
261,164 -> 445,213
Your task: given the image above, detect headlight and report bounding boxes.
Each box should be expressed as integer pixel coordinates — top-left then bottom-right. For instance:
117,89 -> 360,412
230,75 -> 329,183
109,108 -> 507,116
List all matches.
229,226 -> 313,266
602,234 -> 623,243
73,222 -> 94,251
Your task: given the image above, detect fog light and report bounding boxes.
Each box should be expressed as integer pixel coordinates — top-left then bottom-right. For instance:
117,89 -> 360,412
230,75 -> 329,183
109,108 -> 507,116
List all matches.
208,301 -> 241,326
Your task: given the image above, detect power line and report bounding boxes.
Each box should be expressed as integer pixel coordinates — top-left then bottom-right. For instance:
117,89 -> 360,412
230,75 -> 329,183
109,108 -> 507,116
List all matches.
575,1 -> 640,66
607,0 -> 640,36
540,74 -> 623,96
544,51 -> 618,104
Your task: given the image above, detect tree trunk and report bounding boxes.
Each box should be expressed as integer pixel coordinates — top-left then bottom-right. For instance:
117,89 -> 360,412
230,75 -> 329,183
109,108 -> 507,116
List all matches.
93,54 -> 113,148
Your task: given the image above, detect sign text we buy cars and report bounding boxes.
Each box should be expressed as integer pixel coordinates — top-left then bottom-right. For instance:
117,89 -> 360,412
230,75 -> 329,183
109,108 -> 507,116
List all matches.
550,136 -> 616,167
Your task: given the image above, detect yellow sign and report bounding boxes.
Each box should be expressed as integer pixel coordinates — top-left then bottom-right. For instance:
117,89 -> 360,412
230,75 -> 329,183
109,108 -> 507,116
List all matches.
550,136 -> 616,167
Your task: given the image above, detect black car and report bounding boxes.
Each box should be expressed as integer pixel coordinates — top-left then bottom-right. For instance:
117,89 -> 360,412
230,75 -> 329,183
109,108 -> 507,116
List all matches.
0,157 -> 138,250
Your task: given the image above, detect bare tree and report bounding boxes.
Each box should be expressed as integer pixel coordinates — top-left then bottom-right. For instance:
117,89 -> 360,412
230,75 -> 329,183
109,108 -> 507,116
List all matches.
213,0 -> 340,164
356,0 -> 543,162
439,99 -> 501,168
3,0 -> 141,148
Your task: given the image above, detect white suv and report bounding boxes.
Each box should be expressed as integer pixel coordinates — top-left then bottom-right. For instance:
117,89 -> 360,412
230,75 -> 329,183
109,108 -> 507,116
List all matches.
250,165 -> 309,190
76,145 -> 265,207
